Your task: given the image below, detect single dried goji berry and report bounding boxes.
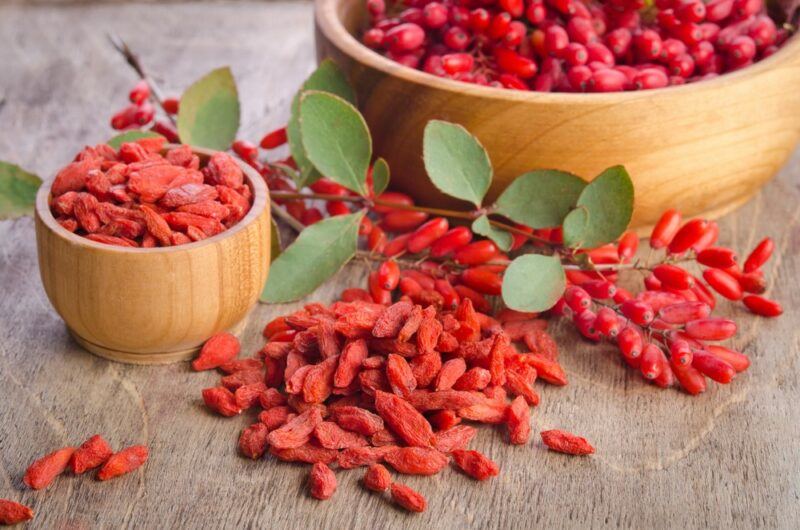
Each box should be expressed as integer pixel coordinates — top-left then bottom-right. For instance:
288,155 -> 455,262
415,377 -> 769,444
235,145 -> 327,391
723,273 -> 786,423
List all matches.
270,444 -> 338,464
259,406 -> 293,430
337,446 -> 398,469
98,445 -> 149,480
70,435 -> 113,474
0,500 -> 34,525
429,409 -> 461,431
309,462 -> 337,500
234,382 -> 269,410
374,391 -> 435,447
239,423 -> 270,459
433,425 -> 477,453
331,406 -> 384,436
434,358 -> 467,391
453,367 -> 492,391
202,386 -> 242,417
506,396 -> 531,444
386,354 -> 417,397
384,447 -> 449,475
390,483 -> 427,513
451,450 -> 500,480
23,447 -> 75,490
314,421 -> 369,449
267,408 -> 324,449
372,301 -> 414,338
521,354 -> 568,386
363,464 -> 392,492
540,429 -> 595,455
410,352 -> 442,388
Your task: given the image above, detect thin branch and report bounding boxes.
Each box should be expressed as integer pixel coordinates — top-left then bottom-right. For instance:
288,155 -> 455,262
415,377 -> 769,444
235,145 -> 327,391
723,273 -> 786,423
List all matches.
107,33 -> 176,126
270,200 -> 305,233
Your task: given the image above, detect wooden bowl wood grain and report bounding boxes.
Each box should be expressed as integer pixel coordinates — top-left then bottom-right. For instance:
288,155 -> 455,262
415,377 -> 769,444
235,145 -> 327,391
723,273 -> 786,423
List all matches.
35,146 -> 271,365
315,0 -> 800,230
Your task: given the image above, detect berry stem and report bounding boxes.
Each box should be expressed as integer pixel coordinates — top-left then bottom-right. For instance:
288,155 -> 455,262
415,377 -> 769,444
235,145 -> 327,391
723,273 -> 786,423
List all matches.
107,33 -> 177,126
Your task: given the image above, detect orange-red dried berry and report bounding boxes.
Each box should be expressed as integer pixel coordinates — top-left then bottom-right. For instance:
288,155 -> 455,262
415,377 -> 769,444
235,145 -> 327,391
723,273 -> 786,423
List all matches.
384,447 -> 449,475
386,353 -> 417,397
363,464 -> 392,492
506,396 -> 531,445
451,450 -> 500,480
267,408 -> 323,449
97,445 -> 149,480
202,386 -> 242,417
193,332 -> 241,371
331,406 -> 384,436
0,500 -> 34,525
372,301 -> 414,338
270,444 -> 338,464
70,435 -> 113,474
541,429 -> 595,455
434,358 -> 467,391
239,423 -> 270,459
314,421 -> 369,449
522,354 -> 568,386
390,483 -> 427,513
309,462 -> 337,500
433,425 -> 477,453
23,447 -> 75,490
374,391 -> 435,447
337,446 -> 398,469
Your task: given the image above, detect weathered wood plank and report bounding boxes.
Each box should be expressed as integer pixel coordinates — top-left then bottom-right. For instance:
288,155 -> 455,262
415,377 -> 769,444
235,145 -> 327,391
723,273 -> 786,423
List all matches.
1,2 -> 799,529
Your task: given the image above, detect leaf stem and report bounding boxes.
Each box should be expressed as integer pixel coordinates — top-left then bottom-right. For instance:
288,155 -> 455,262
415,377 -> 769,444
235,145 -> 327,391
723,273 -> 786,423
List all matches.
107,33 -> 176,126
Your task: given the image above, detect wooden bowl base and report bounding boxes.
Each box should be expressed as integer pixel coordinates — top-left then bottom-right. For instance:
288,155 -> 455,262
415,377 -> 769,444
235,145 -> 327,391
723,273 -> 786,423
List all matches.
68,317 -> 250,365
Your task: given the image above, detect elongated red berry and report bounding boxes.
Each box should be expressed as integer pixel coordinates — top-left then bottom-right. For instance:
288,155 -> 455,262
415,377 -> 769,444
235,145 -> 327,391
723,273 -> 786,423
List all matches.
650,209 -> 682,249
702,268 -> 743,300
564,285 -> 592,312
617,231 -> 639,261
669,339 -> 693,368
658,301 -> 711,324
594,307 -> 620,338
743,237 -> 774,273
653,264 -> 694,290
705,345 -> 750,372
640,343 -> 664,380
620,299 -> 654,326
382,210 -> 429,233
742,295 -> 783,317
697,247 -> 737,269
377,260 -> 400,290
674,364 -> 707,395
406,217 -> 449,254
691,350 -> 735,383
668,219 -> 708,254
684,318 -> 736,341
460,267 -> 502,295
581,280 -> 616,299
430,227 -> 472,258
618,326 -> 643,360
454,240 -> 499,266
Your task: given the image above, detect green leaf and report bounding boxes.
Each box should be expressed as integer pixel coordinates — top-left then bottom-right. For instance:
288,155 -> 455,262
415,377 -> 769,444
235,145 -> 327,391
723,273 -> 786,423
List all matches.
495,170 -> 586,229
471,214 -> 512,252
371,157 -> 390,196
501,254 -> 566,312
288,60 -> 356,189
0,162 -> 41,220
422,120 -> 492,207
107,130 -> 165,150
261,211 -> 363,303
270,216 -> 281,264
299,91 -> 371,196
562,165 -> 634,249
177,67 -> 240,150
561,207 -> 589,248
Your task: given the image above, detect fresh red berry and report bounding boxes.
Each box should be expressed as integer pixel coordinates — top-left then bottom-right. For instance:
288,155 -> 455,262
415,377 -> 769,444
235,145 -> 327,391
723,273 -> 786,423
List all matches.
702,268 -> 743,300
129,80 -> 151,104
743,237 -> 774,273
742,295 -> 783,317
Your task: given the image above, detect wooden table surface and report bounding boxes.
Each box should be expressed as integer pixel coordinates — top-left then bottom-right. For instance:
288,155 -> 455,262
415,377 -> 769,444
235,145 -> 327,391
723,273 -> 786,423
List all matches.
1,2 -> 799,529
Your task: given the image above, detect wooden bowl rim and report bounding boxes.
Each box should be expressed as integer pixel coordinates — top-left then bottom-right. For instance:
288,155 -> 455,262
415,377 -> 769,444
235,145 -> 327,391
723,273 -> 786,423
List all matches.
316,0 -> 800,103
35,144 -> 269,254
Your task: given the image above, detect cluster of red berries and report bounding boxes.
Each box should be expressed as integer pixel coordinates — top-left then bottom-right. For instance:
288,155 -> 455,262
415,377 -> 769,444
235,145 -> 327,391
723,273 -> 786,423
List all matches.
360,0 -> 791,91
552,209 -> 780,393
110,80 -> 180,141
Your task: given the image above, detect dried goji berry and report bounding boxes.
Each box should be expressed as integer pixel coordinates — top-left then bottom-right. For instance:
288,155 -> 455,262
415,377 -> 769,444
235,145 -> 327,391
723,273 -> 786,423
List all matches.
23,447 -> 75,490
331,406 -> 384,436
363,464 -> 392,492
0,500 -> 34,525
308,462 -> 337,500
98,445 -> 149,480
259,406 -> 293,430
540,429 -> 594,455
239,423 -> 270,459
374,391 -> 435,447
267,408 -> 324,449
505,396 -> 531,444
386,354 -> 417,397
202,386 -> 242,417
434,358 -> 467,391
384,447 -> 449,475
70,435 -> 113,474
314,421 -> 369,449
337,446 -> 398,469
270,444 -> 338,464
451,450 -> 500,480
390,483 -> 427,513
433,425 -> 477,453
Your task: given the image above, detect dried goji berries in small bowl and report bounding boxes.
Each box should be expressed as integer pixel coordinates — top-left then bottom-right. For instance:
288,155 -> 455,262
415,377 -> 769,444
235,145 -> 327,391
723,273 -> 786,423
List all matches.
314,0 -> 800,229
34,139 -> 271,364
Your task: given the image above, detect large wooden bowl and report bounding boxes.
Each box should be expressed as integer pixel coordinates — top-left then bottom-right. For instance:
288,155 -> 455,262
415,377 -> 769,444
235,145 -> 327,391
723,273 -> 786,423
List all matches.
315,0 -> 800,229
35,147 -> 271,365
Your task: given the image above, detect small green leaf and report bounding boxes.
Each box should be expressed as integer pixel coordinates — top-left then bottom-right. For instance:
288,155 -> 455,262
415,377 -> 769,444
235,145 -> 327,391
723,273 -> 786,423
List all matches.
288,60 -> 356,189
107,130 -> 165,150
561,207 -> 589,248
261,211 -> 363,303
562,165 -> 634,249
472,214 -> 512,252
501,254 -> 566,312
423,120 -> 492,207
495,170 -> 586,228
177,67 -> 240,150
299,91 -> 371,196
0,162 -> 41,220
371,158 -> 390,196
270,216 -> 281,264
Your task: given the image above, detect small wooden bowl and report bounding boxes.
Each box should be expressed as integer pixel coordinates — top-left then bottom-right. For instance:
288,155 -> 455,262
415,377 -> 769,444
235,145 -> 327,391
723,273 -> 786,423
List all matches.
315,0 -> 800,229
35,146 -> 271,365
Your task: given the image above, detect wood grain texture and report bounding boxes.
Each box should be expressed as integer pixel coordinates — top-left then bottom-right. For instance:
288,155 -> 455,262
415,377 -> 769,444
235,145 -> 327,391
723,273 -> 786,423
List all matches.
315,0 -> 800,230
0,2 -> 799,529
34,148 -> 270,363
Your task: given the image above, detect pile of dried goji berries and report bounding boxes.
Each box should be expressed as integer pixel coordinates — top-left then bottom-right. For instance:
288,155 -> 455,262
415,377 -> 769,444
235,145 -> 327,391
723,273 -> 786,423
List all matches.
1,436 -> 149,524
49,138 -> 252,247
197,298 -> 593,512
360,0 -> 791,91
